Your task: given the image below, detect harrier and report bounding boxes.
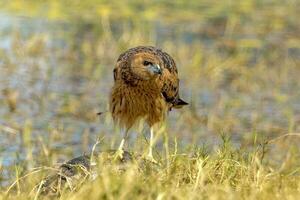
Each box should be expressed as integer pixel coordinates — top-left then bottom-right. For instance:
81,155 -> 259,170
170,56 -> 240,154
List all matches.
110,46 -> 188,162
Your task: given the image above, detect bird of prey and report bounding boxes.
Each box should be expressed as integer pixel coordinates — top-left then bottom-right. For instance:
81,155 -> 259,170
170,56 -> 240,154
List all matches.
110,46 -> 188,162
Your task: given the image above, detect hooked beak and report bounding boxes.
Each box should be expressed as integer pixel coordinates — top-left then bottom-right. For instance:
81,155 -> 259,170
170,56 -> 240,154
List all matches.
148,64 -> 162,75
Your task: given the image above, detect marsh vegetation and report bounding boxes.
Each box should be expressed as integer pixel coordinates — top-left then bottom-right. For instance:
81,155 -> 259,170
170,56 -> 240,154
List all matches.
0,0 -> 300,199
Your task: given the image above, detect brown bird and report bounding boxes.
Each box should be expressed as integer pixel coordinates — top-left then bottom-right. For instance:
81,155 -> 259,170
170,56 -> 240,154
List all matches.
110,46 -> 188,162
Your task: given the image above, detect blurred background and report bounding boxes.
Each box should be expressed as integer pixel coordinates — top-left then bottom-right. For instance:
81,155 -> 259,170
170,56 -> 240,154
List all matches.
0,0 -> 299,187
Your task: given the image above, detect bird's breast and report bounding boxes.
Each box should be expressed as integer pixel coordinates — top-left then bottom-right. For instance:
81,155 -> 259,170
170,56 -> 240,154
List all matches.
110,81 -> 167,128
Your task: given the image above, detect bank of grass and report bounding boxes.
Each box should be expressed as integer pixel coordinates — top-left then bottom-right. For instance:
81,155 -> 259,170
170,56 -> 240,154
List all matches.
2,134 -> 300,200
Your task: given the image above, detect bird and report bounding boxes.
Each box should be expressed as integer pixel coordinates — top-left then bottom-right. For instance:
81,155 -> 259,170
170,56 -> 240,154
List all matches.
109,46 -> 188,163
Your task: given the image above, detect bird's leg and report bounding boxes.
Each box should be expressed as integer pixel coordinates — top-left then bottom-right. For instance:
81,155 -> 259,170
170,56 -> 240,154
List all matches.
145,127 -> 158,164
148,127 -> 154,158
118,138 -> 125,151
114,129 -> 129,160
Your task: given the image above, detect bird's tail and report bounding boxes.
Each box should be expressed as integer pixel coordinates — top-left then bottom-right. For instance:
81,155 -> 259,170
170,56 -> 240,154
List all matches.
172,98 -> 188,109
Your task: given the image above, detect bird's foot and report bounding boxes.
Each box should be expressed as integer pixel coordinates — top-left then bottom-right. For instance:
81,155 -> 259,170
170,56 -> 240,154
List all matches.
113,148 -> 124,161
143,154 -> 159,165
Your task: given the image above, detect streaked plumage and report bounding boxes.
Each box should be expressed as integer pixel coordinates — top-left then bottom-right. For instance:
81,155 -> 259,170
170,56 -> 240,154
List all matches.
109,46 -> 188,162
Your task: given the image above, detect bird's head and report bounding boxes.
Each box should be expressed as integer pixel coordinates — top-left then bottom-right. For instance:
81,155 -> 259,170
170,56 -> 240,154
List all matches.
130,52 -> 163,80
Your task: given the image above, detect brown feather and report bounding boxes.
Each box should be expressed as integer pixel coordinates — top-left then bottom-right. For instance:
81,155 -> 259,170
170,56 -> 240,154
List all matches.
110,46 -> 187,129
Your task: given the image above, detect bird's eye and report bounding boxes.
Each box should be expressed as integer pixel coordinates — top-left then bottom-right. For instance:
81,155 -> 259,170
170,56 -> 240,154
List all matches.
143,61 -> 152,66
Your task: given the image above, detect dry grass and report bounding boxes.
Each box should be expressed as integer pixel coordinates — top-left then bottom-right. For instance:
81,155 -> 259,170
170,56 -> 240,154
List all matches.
2,134 -> 300,200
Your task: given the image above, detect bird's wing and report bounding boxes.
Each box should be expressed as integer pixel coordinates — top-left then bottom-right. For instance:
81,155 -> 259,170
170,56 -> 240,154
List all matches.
113,49 -> 142,86
113,49 -> 131,82
113,67 -> 118,81
158,50 -> 188,109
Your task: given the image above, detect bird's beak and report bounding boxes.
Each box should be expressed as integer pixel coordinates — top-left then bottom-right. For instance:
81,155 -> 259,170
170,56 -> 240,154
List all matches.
148,64 -> 162,75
